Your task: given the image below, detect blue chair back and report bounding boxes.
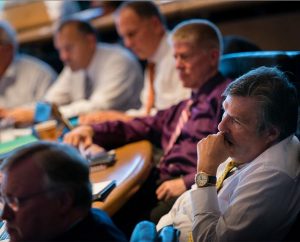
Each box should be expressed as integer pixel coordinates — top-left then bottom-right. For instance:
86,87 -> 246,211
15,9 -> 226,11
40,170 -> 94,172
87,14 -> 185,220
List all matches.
220,50 -> 300,138
220,51 -> 300,90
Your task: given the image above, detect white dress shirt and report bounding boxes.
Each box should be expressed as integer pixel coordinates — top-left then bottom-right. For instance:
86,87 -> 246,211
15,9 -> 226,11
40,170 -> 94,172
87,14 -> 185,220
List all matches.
157,187 -> 194,242
127,33 -> 190,116
45,43 -> 143,118
157,135 -> 300,242
0,54 -> 56,108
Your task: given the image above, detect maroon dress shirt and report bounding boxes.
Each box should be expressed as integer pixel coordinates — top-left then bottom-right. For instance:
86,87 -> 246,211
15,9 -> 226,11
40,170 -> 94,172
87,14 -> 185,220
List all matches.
92,73 -> 231,188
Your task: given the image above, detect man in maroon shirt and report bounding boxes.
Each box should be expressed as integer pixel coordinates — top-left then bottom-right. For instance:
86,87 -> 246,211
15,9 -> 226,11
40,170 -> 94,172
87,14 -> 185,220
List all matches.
64,19 -> 231,233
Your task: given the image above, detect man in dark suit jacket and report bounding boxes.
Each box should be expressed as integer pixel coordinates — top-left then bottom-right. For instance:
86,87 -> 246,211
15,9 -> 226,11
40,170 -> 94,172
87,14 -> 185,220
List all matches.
0,141 -> 127,242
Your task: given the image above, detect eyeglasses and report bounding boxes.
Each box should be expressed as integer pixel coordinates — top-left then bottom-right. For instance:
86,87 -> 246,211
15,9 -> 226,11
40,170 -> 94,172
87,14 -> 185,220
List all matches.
0,187 -> 57,215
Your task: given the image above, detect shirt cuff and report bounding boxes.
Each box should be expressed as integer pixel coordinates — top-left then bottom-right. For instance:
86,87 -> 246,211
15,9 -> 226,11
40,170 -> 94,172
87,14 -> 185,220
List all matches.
190,187 -> 219,216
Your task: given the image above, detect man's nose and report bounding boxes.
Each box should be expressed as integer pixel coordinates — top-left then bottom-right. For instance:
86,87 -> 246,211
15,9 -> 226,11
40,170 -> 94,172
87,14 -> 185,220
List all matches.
59,50 -> 69,63
123,37 -> 133,49
175,57 -> 185,70
218,115 -> 227,132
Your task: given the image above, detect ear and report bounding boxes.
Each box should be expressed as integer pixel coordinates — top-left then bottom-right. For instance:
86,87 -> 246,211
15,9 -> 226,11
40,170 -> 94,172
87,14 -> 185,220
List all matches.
86,34 -> 97,48
149,16 -> 162,33
209,48 -> 220,66
266,125 -> 280,144
57,191 -> 74,216
2,44 -> 14,59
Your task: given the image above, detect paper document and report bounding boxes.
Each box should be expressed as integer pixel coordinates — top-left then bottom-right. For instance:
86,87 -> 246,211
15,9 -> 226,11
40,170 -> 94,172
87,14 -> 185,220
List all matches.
92,180 -> 116,201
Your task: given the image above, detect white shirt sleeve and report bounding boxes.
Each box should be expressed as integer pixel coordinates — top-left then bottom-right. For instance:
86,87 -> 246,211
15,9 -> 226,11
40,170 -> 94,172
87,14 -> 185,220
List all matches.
190,168 -> 300,241
44,45 -> 143,118
87,49 -> 143,112
157,190 -> 194,242
44,67 -> 77,106
0,54 -> 56,108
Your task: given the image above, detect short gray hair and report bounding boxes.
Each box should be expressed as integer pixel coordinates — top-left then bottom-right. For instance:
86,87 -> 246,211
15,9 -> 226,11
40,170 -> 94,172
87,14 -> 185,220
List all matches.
171,19 -> 223,55
0,20 -> 18,52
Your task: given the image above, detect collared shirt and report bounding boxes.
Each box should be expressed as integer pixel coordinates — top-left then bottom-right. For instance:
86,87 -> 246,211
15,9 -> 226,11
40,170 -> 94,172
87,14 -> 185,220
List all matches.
92,73 -> 230,189
0,54 -> 56,108
45,43 -> 143,118
158,135 -> 300,242
127,33 -> 190,116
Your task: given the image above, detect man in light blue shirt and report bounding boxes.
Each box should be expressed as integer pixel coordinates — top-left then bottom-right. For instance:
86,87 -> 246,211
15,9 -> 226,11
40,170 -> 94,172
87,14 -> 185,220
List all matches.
45,18 -> 143,118
0,21 -> 56,125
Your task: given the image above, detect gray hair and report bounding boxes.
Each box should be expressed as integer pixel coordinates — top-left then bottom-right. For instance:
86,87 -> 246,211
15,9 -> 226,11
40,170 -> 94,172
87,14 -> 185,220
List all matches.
0,20 -> 18,52
171,19 -> 223,55
223,66 -> 298,140
0,141 -> 92,209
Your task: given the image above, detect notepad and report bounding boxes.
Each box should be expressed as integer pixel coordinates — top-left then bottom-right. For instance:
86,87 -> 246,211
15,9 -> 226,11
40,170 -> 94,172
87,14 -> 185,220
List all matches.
92,180 -> 116,202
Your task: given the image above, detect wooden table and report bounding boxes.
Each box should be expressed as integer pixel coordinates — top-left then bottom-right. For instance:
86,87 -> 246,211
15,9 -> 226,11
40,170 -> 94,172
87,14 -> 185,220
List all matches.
90,140 -> 153,216
0,131 -> 153,217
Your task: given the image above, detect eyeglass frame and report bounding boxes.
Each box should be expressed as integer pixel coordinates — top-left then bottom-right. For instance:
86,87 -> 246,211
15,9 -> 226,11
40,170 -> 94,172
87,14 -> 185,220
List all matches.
0,187 -> 60,214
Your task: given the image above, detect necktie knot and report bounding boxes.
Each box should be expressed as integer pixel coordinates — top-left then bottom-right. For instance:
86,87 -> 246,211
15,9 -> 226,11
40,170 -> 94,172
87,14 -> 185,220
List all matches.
216,160 -> 236,192
147,62 -> 155,72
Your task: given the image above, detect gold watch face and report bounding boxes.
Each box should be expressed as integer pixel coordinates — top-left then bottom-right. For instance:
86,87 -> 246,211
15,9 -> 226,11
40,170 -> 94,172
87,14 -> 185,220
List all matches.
196,172 -> 208,187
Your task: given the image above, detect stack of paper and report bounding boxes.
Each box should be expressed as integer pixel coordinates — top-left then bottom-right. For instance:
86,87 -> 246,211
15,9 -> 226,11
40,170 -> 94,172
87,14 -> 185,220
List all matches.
92,180 -> 116,201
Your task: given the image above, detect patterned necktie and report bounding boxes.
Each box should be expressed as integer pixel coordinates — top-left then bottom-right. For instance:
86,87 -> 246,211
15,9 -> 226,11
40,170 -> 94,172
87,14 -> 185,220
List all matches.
216,160 -> 236,192
145,62 -> 156,115
84,72 -> 93,99
164,99 -> 193,154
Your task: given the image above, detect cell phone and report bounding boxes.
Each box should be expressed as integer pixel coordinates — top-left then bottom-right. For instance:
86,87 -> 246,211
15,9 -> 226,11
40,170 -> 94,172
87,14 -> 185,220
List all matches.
89,150 -> 116,167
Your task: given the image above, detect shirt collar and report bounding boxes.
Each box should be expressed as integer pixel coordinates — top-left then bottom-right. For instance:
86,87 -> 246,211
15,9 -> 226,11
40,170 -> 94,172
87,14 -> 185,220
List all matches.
148,32 -> 169,64
85,44 -> 99,78
191,72 -> 225,100
2,54 -> 18,79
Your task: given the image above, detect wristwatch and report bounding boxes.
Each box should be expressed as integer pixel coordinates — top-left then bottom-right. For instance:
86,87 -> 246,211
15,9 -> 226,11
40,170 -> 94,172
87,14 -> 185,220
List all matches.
195,172 -> 217,188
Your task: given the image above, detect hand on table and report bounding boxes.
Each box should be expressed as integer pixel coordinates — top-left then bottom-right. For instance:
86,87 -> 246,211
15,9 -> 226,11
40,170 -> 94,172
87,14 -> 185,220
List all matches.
7,107 -> 34,125
0,107 -> 34,126
79,143 -> 105,159
63,125 -> 94,148
0,107 -> 7,118
156,178 -> 186,201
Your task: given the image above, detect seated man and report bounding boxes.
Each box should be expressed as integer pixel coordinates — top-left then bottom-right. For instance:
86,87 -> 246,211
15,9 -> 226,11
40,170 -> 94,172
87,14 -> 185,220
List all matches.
0,141 -> 127,242
64,18 -> 231,232
0,21 -> 56,125
157,66 -> 300,241
79,1 -> 190,124
44,18 -> 143,119
7,18 -> 143,126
